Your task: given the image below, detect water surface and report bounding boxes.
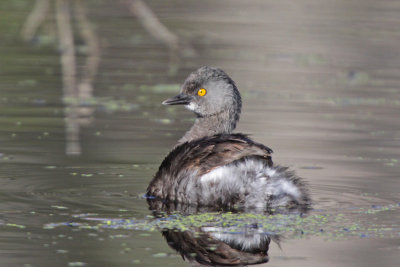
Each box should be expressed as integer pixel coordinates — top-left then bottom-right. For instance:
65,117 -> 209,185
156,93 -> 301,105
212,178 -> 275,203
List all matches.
1,0 -> 400,266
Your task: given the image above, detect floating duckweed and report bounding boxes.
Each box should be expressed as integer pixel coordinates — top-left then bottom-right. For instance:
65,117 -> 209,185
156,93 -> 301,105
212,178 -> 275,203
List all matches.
384,163 -> 395,166
152,252 -> 168,258
348,71 -> 370,85
296,54 -> 327,66
153,118 -> 172,125
121,84 -> 136,90
139,233 -> 151,237
67,262 -> 87,267
44,166 -> 56,169
40,203 -> 400,241
51,205 -> 68,210
63,96 -> 139,112
18,79 -> 37,87
140,84 -> 180,93
6,223 -> 26,229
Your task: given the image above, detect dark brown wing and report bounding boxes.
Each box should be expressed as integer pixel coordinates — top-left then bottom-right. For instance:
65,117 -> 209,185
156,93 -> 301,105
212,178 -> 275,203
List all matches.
190,134 -> 273,175
147,134 -> 273,199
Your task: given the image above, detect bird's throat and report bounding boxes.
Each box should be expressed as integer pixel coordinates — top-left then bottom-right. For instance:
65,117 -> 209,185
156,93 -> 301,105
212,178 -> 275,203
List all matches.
177,110 -> 238,145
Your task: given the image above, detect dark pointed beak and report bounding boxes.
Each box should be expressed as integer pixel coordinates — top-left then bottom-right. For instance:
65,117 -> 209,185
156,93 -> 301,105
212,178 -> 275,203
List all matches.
162,93 -> 193,105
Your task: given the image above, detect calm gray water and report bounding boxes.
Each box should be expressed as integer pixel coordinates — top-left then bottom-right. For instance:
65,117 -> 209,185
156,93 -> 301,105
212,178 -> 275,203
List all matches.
1,0 -> 400,266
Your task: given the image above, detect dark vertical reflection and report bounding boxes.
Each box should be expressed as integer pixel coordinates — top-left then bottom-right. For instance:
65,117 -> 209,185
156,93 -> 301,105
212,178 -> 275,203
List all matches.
55,0 -> 100,155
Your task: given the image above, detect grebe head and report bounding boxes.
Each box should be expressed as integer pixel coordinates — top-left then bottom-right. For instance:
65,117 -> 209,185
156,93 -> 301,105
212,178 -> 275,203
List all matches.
162,66 -> 242,121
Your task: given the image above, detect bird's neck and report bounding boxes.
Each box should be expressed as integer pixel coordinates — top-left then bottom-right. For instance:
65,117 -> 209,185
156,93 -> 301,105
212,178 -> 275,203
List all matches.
177,110 -> 239,145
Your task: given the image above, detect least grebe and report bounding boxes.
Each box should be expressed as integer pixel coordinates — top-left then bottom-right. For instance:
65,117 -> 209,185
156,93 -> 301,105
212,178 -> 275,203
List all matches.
147,66 -> 310,210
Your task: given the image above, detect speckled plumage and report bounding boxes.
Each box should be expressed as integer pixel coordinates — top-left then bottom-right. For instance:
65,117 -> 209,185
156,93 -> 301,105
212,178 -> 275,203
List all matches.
147,66 -> 310,210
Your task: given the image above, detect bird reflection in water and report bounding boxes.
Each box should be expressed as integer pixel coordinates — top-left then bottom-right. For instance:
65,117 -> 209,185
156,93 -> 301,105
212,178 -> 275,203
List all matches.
147,200 -> 284,266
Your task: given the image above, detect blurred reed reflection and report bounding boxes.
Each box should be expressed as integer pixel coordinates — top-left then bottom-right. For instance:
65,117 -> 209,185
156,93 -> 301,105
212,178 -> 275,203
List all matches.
21,0 -> 101,155
57,0 -> 99,155
127,0 -> 196,74
20,0 -> 196,155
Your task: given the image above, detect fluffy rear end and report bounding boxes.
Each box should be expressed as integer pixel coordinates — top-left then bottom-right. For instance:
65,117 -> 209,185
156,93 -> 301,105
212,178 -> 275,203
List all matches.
198,158 -> 310,210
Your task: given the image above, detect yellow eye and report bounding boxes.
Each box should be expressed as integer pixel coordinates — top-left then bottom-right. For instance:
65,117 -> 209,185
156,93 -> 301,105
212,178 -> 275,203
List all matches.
197,88 -> 207,96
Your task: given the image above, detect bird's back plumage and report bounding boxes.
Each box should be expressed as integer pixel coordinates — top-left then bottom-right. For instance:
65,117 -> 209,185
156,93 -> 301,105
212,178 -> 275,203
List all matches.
147,134 -> 309,210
